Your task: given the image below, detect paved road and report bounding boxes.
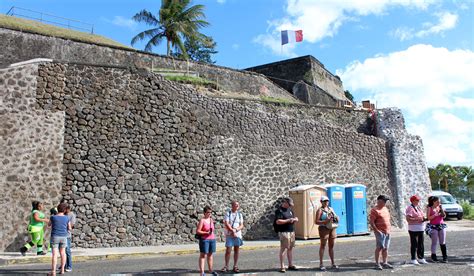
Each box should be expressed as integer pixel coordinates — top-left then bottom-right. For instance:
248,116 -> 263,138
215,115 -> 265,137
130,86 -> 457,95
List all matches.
1,229 -> 473,275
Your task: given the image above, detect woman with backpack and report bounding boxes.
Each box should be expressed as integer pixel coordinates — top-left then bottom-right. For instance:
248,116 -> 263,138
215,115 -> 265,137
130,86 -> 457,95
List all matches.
315,196 -> 339,271
196,206 -> 217,276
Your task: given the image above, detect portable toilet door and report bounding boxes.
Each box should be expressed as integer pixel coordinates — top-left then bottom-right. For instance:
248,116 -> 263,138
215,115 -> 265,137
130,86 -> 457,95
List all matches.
345,184 -> 368,235
289,185 -> 327,239
324,184 -> 347,235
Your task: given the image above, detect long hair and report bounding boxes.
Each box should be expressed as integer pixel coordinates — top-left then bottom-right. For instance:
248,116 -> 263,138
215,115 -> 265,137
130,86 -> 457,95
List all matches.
428,196 -> 439,207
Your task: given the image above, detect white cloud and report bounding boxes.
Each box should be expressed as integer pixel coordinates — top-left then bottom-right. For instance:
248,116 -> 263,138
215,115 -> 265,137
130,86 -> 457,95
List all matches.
407,111 -> 474,166
338,44 -> 474,166
254,0 -> 436,55
253,33 -> 298,57
392,11 -> 459,41
337,44 -> 474,115
106,16 -> 138,31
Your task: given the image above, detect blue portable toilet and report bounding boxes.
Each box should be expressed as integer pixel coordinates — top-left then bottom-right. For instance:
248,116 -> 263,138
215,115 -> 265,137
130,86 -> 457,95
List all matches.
345,184 -> 368,235
324,184 -> 347,235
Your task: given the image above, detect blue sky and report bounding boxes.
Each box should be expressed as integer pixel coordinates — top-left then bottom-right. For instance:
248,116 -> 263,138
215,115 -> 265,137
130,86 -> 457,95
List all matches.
1,0 -> 473,167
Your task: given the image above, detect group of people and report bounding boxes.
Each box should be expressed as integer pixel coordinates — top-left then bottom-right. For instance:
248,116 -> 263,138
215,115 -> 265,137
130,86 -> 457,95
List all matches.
20,199 -> 76,275
196,194 -> 449,275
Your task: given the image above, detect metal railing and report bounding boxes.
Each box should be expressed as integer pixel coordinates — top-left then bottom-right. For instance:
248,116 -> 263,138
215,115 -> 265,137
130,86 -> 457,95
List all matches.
5,6 -> 94,34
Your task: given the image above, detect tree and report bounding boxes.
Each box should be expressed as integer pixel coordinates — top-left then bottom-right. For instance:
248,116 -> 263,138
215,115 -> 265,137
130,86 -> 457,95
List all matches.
344,90 -> 354,102
172,36 -> 217,63
131,0 -> 210,57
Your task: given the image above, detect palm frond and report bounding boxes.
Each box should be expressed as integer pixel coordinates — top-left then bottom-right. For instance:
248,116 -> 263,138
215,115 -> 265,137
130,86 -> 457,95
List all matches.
131,28 -> 163,46
132,10 -> 159,26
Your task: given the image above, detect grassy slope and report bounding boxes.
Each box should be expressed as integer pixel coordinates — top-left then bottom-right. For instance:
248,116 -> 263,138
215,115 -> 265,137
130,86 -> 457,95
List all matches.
0,14 -> 130,49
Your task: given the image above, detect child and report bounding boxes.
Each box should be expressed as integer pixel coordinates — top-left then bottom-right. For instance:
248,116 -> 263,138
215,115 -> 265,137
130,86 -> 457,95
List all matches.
48,203 -> 71,275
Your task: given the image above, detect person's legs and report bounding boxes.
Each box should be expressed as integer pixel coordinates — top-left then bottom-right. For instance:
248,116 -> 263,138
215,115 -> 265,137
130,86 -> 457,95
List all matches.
59,246 -> 66,274
199,253 -> 206,275
409,231 -> 417,260
233,246 -> 240,268
439,228 -> 447,262
416,231 -> 424,260
65,237 -> 72,270
224,246 -> 231,269
279,247 -> 286,270
51,247 -> 58,275
328,237 -> 336,265
319,239 -> 327,266
382,248 -> 388,263
374,247 -> 382,264
207,253 -> 214,272
37,229 -> 45,254
431,229 -> 439,254
287,247 -> 293,267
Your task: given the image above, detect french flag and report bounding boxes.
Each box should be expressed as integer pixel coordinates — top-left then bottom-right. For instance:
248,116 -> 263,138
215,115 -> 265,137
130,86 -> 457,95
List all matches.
281,30 -> 303,45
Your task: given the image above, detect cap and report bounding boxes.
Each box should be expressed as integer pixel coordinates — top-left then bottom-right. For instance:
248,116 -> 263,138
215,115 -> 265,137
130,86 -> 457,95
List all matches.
377,195 -> 390,202
320,196 -> 329,202
282,197 -> 294,206
410,195 -> 421,202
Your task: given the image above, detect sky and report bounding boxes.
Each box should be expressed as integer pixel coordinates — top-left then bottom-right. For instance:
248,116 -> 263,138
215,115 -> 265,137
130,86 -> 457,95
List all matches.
1,0 -> 473,167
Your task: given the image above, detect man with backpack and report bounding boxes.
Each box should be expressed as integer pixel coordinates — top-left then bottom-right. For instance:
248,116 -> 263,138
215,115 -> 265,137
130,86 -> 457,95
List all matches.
274,197 -> 299,273
221,201 -> 244,273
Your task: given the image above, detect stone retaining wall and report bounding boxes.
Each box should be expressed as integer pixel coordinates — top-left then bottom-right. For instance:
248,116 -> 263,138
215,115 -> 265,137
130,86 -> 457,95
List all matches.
30,62 -> 393,248
0,64 -> 64,251
0,28 -> 296,102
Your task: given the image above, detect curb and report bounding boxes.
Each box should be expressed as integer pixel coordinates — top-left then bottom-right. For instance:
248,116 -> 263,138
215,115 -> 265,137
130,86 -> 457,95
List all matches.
0,234 -> 375,266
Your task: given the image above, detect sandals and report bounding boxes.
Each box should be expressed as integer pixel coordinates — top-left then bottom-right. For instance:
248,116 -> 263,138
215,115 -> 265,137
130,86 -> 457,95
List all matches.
221,266 -> 228,272
233,266 -> 240,273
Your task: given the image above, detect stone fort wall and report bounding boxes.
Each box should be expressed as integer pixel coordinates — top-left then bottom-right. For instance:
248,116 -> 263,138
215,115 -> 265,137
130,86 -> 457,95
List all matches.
0,63 -> 65,251
0,28 -> 296,102
0,61 -> 396,250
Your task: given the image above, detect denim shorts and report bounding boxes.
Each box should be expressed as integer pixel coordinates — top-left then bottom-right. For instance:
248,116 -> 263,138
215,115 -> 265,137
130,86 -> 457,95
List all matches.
51,236 -> 68,249
199,239 -> 216,254
225,236 -> 243,247
375,232 -> 391,249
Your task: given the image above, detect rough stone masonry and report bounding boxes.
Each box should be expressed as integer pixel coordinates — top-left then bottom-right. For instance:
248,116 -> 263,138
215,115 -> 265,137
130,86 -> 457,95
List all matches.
0,60 -> 426,251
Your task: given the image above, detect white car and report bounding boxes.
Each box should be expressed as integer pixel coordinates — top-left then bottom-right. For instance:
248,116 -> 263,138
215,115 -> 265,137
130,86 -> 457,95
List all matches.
429,191 -> 463,220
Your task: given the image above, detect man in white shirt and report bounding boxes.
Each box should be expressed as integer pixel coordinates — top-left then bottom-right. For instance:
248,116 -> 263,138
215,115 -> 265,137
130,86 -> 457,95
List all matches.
222,201 -> 244,273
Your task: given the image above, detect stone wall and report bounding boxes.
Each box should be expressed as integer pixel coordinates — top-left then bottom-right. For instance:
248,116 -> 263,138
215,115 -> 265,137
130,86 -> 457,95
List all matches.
0,63 -> 64,251
292,81 -> 338,107
246,55 -> 346,102
0,27 -> 296,102
376,108 -> 432,227
25,62 -> 393,248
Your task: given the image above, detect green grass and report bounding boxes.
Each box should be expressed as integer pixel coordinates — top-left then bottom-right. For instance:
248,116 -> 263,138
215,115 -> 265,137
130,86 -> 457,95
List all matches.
460,201 -> 474,220
260,96 -> 296,105
0,14 -> 130,49
164,75 -> 217,88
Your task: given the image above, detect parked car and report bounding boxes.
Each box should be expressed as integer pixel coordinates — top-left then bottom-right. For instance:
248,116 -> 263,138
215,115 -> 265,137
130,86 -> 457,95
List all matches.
429,191 -> 463,220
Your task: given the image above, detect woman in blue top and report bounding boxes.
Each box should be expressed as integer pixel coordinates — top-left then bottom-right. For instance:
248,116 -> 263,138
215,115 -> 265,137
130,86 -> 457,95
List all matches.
48,203 -> 71,275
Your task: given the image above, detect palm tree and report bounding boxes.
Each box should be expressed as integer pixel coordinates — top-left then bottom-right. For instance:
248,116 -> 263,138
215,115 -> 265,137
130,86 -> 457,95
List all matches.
131,0 -> 209,58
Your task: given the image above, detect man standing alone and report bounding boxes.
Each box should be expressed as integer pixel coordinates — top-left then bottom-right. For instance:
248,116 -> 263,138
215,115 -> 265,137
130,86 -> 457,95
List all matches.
275,197 -> 299,273
369,195 -> 393,270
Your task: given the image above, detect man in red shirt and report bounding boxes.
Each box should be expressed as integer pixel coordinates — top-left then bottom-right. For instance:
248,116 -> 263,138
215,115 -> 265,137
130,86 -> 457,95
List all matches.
369,195 -> 394,270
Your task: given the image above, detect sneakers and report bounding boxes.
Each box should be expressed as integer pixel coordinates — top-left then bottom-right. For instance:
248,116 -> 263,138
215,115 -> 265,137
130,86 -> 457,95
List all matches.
418,258 -> 428,264
319,266 -> 326,271
382,263 -> 393,269
375,264 -> 383,270
410,259 -> 420,265
37,251 -> 47,256
287,265 -> 298,271
65,268 -> 72,272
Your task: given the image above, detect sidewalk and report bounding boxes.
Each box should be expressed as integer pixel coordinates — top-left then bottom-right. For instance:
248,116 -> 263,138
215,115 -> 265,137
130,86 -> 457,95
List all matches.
1,221 -> 470,267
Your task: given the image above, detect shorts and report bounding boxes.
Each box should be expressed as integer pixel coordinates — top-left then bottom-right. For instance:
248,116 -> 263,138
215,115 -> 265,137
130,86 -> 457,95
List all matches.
375,231 -> 391,249
199,239 -> 216,254
225,236 -> 243,247
279,232 -> 295,249
318,226 -> 337,240
51,236 -> 68,249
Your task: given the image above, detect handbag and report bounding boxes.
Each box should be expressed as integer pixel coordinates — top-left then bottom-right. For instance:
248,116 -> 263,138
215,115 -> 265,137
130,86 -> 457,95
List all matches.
325,208 -> 339,229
